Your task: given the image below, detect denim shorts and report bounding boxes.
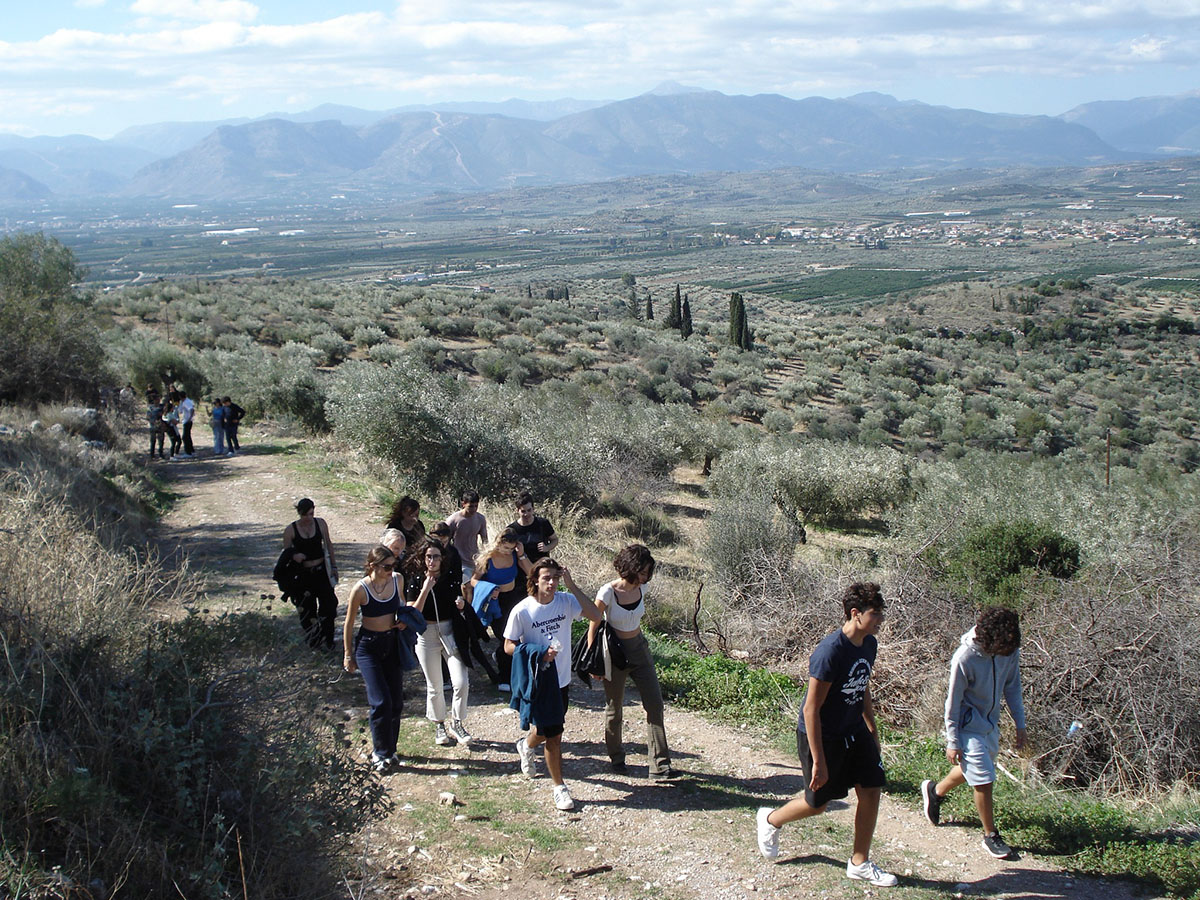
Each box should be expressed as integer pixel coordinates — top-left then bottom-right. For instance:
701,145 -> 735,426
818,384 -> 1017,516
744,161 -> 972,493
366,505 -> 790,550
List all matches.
960,730 -> 1000,786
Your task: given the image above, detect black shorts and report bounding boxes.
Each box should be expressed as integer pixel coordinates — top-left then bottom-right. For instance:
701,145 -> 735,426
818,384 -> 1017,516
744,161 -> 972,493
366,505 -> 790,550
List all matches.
797,728 -> 886,808
534,687 -> 570,739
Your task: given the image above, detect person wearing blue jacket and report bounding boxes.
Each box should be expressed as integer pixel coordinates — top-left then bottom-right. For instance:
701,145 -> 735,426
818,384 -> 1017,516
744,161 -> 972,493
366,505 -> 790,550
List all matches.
504,557 -> 602,812
922,606 -> 1027,860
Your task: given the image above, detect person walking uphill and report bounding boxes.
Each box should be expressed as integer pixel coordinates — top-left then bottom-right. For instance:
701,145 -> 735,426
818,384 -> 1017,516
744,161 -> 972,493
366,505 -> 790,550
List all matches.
282,498 -> 340,649
922,606 -> 1027,860
588,543 -> 675,780
343,545 -> 426,771
756,582 -> 897,887
504,558 -> 603,812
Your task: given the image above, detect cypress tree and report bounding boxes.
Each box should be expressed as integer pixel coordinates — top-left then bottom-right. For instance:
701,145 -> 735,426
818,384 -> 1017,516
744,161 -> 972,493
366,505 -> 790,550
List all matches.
666,283 -> 682,328
646,293 -> 654,320
729,292 -> 745,346
628,286 -> 641,319
681,296 -> 693,339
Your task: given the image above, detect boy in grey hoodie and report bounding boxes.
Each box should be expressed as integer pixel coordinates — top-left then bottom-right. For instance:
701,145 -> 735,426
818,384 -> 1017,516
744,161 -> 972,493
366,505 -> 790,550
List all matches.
921,606 -> 1026,860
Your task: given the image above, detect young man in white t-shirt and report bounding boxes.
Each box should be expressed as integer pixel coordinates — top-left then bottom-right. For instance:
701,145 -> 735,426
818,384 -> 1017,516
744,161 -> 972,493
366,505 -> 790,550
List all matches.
504,558 -> 602,811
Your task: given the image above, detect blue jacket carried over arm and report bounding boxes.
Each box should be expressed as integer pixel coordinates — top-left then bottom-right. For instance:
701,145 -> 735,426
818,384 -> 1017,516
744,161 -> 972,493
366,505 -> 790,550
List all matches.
395,604 -> 428,671
508,641 -> 564,732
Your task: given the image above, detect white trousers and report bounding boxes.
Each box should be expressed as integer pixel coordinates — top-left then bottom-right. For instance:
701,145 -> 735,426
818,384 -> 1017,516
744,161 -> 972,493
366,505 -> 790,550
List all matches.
414,619 -> 469,723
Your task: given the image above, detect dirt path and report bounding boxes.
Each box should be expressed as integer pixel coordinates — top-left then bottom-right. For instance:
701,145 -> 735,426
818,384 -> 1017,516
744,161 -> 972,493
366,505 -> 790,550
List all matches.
156,432 -> 1158,900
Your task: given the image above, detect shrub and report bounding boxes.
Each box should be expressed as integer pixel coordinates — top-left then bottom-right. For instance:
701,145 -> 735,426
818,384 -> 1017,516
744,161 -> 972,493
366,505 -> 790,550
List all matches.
0,233 -> 110,404
955,520 -> 1080,597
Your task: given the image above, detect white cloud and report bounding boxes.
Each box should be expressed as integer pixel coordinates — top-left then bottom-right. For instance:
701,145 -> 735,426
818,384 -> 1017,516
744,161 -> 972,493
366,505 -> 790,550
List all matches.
130,0 -> 259,23
4,1 -> 1200,134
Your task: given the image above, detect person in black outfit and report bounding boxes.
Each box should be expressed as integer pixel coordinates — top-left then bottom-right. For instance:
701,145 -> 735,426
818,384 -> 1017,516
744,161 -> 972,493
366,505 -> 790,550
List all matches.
282,497 -> 340,649
222,397 -> 244,453
507,492 -> 559,563
386,495 -> 427,548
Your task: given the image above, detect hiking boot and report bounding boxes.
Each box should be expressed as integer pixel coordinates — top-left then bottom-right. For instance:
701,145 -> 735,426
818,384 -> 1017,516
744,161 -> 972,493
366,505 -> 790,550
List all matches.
516,737 -> 537,777
756,807 -> 780,860
982,832 -> 1014,859
846,859 -> 897,886
552,784 -> 575,811
610,759 -> 627,774
434,723 -> 453,746
446,719 -> 473,745
921,779 -> 942,826
650,767 -> 681,782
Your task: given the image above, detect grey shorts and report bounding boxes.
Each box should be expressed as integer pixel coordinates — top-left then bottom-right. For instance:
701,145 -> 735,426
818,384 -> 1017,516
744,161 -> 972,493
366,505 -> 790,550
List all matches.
959,731 -> 1000,786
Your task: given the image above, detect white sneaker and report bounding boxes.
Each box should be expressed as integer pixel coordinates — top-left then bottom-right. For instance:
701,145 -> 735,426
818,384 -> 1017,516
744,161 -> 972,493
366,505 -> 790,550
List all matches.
516,737 -> 537,777
756,807 -> 780,860
370,751 -> 389,772
846,859 -> 898,887
552,784 -> 574,811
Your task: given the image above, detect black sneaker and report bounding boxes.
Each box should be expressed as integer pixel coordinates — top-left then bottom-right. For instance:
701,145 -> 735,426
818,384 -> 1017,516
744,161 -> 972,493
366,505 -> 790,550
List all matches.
982,832 -> 1013,859
921,779 -> 942,826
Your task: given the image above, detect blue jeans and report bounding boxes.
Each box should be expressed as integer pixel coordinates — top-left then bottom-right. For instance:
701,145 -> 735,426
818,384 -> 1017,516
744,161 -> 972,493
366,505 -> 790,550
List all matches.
212,423 -> 225,454
356,629 -> 404,757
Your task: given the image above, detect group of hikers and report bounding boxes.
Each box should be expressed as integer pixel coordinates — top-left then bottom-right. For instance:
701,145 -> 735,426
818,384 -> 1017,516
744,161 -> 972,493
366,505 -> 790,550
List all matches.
145,388 -> 244,459
278,490 -> 674,813
278,489 -> 1026,882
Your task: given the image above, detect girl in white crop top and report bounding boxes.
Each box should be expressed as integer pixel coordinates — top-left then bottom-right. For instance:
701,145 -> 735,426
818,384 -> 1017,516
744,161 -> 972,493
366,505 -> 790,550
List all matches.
588,543 -> 676,780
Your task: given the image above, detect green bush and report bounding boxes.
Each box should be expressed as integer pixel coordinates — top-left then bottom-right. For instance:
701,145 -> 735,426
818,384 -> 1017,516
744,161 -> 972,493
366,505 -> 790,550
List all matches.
956,520 -> 1080,596
0,232 -> 110,403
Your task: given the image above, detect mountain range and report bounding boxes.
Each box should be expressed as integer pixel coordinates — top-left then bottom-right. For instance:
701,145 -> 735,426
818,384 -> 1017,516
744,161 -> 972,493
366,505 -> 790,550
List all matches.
2,85 -> 1198,204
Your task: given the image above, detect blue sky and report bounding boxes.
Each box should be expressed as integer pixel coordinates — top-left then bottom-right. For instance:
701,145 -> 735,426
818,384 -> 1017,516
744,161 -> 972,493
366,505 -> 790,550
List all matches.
3,0 -> 1200,138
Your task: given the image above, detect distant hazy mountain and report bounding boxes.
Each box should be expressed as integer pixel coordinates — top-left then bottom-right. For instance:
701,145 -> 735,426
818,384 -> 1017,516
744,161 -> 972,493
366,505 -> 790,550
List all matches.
0,164 -> 51,201
0,134 -> 156,193
112,119 -> 252,156
1061,93 -> 1200,154
543,91 -> 1118,174
0,88 -> 1169,203
124,119 -> 370,197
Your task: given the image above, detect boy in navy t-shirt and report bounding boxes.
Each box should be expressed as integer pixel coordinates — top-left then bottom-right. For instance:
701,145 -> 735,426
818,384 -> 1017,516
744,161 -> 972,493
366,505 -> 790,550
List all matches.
756,583 -> 897,888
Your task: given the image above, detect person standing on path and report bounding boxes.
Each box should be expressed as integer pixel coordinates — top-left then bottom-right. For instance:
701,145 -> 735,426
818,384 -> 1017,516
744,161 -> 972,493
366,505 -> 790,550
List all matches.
507,492 -> 558,563
178,390 -> 195,457
408,540 -> 474,748
445,490 -> 487,583
146,392 -> 166,458
504,558 -> 603,812
921,606 -> 1027,860
387,496 -> 427,548
756,582 -> 897,888
222,397 -> 244,454
588,543 -> 675,780
343,545 -> 418,771
282,498 -> 340,649
208,397 -> 226,456
472,528 -> 532,690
